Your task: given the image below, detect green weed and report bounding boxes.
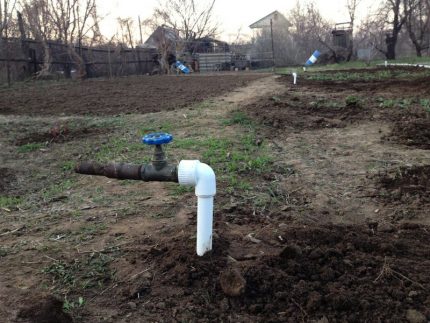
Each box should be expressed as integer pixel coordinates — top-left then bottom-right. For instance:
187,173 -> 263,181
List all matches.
222,111 -> 254,126
94,138 -> 145,163
420,98 -> 430,112
42,179 -> 74,201
345,95 -> 361,107
169,184 -> 194,196
0,196 -> 22,209
62,161 -> 75,171
17,142 -> 45,153
63,296 -> 85,312
43,253 -> 114,292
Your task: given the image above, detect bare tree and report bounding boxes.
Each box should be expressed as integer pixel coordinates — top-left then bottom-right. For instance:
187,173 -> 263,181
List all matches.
116,17 -> 135,47
346,0 -> 361,61
404,0 -> 430,56
382,0 -> 407,59
22,0 -> 54,77
22,0 -> 100,78
0,0 -> 17,85
0,0 -> 17,37
47,0 -> 99,77
287,1 -> 343,63
151,0 -> 218,55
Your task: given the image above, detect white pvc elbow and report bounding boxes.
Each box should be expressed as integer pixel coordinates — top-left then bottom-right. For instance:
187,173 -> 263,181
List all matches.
178,160 -> 216,256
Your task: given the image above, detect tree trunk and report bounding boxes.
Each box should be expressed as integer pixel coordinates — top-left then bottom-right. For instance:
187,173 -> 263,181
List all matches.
68,45 -> 87,79
17,11 -> 31,78
416,47 -> 422,56
385,35 -> 397,60
37,41 -> 52,78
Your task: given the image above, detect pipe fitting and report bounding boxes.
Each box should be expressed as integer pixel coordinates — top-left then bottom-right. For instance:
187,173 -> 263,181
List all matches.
178,160 -> 216,197
178,160 -> 216,256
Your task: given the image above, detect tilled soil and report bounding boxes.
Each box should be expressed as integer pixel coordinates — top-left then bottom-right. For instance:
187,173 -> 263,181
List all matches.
0,74 -> 266,116
0,168 -> 16,194
377,165 -> 430,204
77,223 -> 430,322
1,72 -> 430,322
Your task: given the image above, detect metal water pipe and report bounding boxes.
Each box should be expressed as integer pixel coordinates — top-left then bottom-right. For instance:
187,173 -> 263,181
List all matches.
75,132 -> 216,256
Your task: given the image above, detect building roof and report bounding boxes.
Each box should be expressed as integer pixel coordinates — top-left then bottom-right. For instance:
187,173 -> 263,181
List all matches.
249,10 -> 290,29
139,25 -> 180,49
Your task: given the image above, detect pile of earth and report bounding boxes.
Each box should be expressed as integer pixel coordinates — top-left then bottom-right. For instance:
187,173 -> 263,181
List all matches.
89,224 -> 430,322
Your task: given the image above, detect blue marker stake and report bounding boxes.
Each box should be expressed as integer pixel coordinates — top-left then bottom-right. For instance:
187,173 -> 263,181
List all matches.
176,61 -> 190,74
305,50 -> 321,66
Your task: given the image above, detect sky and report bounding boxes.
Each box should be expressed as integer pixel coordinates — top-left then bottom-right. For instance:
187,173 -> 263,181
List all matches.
97,0 -> 379,43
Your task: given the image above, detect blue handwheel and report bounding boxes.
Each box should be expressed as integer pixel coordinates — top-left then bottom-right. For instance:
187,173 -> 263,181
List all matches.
142,132 -> 173,145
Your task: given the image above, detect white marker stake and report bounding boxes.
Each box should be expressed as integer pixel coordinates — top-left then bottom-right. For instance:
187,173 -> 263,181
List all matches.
292,72 -> 297,85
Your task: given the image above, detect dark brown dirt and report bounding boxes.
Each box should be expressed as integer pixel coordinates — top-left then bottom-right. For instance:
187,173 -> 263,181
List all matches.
377,165 -> 430,204
0,74 -> 266,116
14,125 -> 110,146
386,116 -> 430,149
246,72 -> 430,149
16,295 -> 73,323
85,223 -> 430,322
246,94 -> 371,131
0,168 -> 16,194
2,71 -> 430,322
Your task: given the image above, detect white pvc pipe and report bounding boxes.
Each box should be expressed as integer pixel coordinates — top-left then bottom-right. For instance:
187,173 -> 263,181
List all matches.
197,197 -> 213,255
178,160 -> 216,256
292,72 -> 297,85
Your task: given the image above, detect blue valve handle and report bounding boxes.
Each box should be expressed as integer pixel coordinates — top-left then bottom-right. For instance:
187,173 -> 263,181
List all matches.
142,132 -> 173,145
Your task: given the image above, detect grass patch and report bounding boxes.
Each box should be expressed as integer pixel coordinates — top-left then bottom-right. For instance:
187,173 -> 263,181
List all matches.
222,111 -> 254,126
42,179 -> 74,201
62,161 -> 76,171
420,98 -> 430,112
376,97 -> 420,109
345,95 -> 361,107
169,184 -> 194,196
94,138 -> 146,163
17,142 -> 45,153
139,121 -> 175,135
0,196 -> 22,209
43,252 -> 115,293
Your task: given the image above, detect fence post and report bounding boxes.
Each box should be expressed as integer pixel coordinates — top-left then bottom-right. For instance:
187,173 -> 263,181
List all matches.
107,43 -> 113,79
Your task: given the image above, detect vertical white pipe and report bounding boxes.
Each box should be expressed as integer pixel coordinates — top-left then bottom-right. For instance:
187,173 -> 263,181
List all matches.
197,196 -> 213,256
178,160 -> 216,256
292,72 -> 297,85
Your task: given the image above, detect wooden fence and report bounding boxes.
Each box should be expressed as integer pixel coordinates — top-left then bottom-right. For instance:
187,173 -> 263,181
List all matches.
0,38 -> 159,84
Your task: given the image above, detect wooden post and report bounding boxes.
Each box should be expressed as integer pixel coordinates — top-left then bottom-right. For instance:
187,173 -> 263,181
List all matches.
5,23 -> 11,86
270,18 -> 275,71
107,43 -> 112,79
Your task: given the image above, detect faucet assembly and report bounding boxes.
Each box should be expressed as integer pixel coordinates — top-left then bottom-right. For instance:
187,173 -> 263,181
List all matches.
75,132 -> 216,256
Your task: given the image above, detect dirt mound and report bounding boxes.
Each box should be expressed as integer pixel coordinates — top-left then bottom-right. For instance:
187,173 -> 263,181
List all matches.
246,94 -> 370,131
242,224 -> 430,322
15,126 -> 109,146
94,224 -> 430,322
387,116 -> 430,150
0,287 -> 72,323
16,295 -> 73,323
0,168 -> 16,194
377,165 -> 430,204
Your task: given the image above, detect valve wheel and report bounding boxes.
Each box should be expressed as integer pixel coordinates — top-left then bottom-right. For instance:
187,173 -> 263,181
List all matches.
142,132 -> 173,145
